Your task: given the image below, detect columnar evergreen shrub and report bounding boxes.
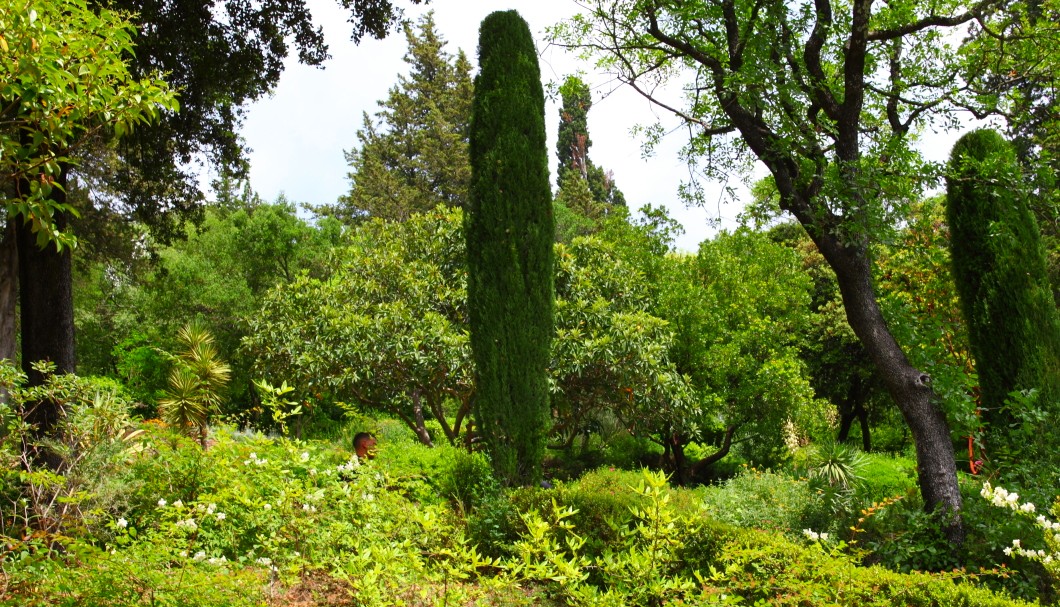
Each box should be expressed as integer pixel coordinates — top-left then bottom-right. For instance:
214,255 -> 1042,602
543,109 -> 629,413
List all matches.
946,129 -> 1060,486
465,10 -> 554,486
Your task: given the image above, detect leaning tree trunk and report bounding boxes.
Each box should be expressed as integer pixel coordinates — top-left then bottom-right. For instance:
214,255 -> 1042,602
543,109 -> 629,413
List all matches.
814,230 -> 963,543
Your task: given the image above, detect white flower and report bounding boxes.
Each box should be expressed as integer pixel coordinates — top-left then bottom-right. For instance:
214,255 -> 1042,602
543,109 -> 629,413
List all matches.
179,550 -> 188,558
174,499 -> 184,508
215,512 -> 226,521
300,451 -> 310,462
309,468 -> 317,476
157,498 -> 167,507
207,503 -> 217,514
256,557 -> 272,566
1012,539 -> 1022,548
820,533 -> 830,541
263,503 -> 272,510
1020,502 -> 1036,513
193,551 -> 207,561
207,556 -> 227,566
116,517 -> 128,529
1006,492 -> 1020,504
1003,547 -> 1013,556
250,452 -> 257,459
1038,515 -> 1048,526
1045,555 -> 1054,564
175,518 -> 197,530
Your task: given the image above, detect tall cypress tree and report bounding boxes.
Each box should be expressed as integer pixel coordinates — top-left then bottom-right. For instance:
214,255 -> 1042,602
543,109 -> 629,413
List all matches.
946,129 -> 1060,485
465,10 -> 554,486
555,75 -> 625,214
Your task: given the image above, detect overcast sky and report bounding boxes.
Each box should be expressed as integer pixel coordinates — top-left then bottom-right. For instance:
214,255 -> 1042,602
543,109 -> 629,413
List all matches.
239,0 -> 970,252
239,0 -> 733,252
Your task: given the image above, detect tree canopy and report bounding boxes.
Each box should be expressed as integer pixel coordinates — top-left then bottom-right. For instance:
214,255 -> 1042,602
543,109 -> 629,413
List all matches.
550,0 -> 993,540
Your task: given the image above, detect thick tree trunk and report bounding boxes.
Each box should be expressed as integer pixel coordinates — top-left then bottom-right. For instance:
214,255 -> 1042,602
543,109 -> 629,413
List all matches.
670,432 -> 688,486
0,221 -> 17,364
17,169 -> 76,470
814,233 -> 963,543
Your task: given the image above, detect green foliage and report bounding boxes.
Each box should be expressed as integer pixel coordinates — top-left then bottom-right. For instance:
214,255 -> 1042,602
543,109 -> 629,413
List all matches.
73,199 -> 336,413
252,379 -> 302,437
0,361 -> 142,541
335,12 -> 473,223
466,10 -> 554,486
554,74 -> 625,225
504,469 -> 704,606
0,0 -> 177,249
3,539 -> 266,607
856,453 -> 918,504
158,323 -> 231,445
550,233 -> 692,454
946,129 -> 1060,491
0,377 -> 1043,605
246,208 -> 473,445
701,466 -> 831,540
439,448 -> 501,515
702,526 -> 1030,607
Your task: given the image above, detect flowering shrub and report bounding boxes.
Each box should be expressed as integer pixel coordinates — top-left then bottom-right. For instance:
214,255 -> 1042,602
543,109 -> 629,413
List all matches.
981,482 -> 1060,575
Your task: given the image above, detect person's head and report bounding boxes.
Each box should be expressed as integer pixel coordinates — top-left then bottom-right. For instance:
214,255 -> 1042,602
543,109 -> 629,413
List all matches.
353,432 -> 377,460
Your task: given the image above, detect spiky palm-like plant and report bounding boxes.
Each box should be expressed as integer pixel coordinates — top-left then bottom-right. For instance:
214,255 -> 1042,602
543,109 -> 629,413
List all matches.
158,323 -> 230,446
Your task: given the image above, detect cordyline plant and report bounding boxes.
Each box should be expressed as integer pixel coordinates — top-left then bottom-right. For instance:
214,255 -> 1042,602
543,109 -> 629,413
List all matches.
158,323 -> 230,446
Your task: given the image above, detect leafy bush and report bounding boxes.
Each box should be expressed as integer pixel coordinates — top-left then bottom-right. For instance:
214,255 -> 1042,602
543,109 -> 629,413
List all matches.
439,448 -> 500,514
854,476 -> 1052,602
0,363 -> 143,542
705,527 -> 1032,607
701,466 -> 831,538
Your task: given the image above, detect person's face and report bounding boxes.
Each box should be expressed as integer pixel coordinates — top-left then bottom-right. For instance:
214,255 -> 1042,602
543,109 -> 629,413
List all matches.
357,438 -> 377,459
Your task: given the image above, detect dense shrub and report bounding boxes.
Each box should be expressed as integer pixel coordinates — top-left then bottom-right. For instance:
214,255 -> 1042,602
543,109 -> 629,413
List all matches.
853,475 -> 1053,602
703,527 -> 1032,607
701,466 -> 831,539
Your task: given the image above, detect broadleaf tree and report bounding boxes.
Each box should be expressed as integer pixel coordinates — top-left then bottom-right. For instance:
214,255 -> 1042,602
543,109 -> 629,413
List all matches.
466,10 -> 555,487
0,0 -> 176,453
551,0 -> 1001,541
